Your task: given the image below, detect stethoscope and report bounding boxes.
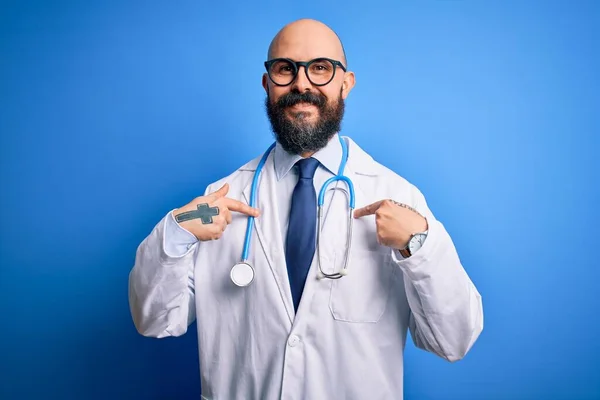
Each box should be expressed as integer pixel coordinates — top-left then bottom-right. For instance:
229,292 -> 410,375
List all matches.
230,134 -> 355,287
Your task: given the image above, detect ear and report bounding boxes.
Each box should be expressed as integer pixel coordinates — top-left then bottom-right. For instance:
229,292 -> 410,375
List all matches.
341,71 -> 355,100
262,73 -> 269,94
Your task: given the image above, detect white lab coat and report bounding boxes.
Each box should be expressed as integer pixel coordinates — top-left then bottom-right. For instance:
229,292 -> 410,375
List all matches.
129,137 -> 483,400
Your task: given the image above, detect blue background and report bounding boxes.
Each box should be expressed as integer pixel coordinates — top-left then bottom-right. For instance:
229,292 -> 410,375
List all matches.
1,0 -> 598,399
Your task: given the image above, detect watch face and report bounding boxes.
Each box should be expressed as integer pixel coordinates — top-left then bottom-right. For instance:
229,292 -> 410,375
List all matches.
408,233 -> 427,255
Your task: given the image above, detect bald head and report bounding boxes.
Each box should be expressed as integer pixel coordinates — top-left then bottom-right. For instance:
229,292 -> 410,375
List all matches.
267,19 -> 347,67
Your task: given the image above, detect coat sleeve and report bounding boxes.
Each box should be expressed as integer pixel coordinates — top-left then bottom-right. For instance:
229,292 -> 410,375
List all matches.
392,185 -> 484,362
128,210 -> 199,338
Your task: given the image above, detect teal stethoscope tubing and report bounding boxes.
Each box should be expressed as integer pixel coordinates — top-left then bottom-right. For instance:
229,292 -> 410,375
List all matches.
240,135 -> 355,280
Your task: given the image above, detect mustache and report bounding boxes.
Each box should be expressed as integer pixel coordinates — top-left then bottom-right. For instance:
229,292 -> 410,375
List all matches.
275,91 -> 326,108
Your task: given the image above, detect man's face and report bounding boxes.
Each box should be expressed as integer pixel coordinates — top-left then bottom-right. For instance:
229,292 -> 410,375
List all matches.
262,21 -> 355,155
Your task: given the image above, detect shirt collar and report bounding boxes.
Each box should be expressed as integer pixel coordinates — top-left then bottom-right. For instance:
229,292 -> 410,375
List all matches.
274,134 -> 343,181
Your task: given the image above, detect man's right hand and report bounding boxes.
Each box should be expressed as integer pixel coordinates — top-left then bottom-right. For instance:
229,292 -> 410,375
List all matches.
172,183 -> 260,241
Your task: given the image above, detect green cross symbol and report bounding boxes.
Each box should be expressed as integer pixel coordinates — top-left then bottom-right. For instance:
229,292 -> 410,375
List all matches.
175,203 -> 219,224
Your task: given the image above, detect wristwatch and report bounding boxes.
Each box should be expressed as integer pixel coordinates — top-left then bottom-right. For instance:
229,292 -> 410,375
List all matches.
398,231 -> 428,258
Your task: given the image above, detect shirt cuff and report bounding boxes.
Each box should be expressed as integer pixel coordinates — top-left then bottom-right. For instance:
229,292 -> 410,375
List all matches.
163,209 -> 199,257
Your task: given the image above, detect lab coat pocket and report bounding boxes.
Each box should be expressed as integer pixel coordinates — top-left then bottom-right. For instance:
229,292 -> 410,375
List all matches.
329,249 -> 394,323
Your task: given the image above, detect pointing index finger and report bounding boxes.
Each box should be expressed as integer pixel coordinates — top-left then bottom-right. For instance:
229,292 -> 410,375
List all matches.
353,200 -> 383,218
223,198 -> 260,217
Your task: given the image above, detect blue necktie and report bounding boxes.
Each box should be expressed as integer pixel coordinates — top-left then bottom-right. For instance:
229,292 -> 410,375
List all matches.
286,157 -> 320,312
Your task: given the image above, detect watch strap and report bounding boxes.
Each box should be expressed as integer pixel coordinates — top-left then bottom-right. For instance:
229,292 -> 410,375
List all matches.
398,247 -> 411,258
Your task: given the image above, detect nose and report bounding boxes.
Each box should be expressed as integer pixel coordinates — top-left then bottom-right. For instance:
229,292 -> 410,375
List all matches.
290,65 -> 312,92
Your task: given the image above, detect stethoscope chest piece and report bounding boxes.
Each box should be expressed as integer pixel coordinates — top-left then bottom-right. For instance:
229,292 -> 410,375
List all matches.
230,262 -> 255,287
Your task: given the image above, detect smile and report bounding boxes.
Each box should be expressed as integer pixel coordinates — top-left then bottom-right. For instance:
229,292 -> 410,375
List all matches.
289,102 -> 317,110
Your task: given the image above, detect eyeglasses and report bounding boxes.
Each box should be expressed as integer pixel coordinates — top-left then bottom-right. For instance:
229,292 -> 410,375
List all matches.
264,58 -> 347,87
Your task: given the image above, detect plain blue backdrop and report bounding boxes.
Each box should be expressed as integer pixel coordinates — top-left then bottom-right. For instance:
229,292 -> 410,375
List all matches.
1,0 -> 598,399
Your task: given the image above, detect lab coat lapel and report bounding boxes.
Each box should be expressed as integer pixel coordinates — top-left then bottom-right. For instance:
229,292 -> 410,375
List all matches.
242,154 -> 295,324
316,163 -> 370,255
345,166 -> 370,214
320,137 -> 372,228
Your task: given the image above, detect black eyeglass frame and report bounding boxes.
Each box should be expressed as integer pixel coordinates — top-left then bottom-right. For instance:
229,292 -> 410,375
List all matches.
264,57 -> 347,87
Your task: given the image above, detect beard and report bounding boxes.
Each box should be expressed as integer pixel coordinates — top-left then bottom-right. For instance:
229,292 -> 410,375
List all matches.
265,89 -> 345,155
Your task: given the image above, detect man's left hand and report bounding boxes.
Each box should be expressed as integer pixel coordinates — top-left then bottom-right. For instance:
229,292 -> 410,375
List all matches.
354,200 -> 428,249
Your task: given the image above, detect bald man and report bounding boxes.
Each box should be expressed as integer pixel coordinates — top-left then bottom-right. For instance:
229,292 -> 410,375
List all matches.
129,19 -> 483,399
